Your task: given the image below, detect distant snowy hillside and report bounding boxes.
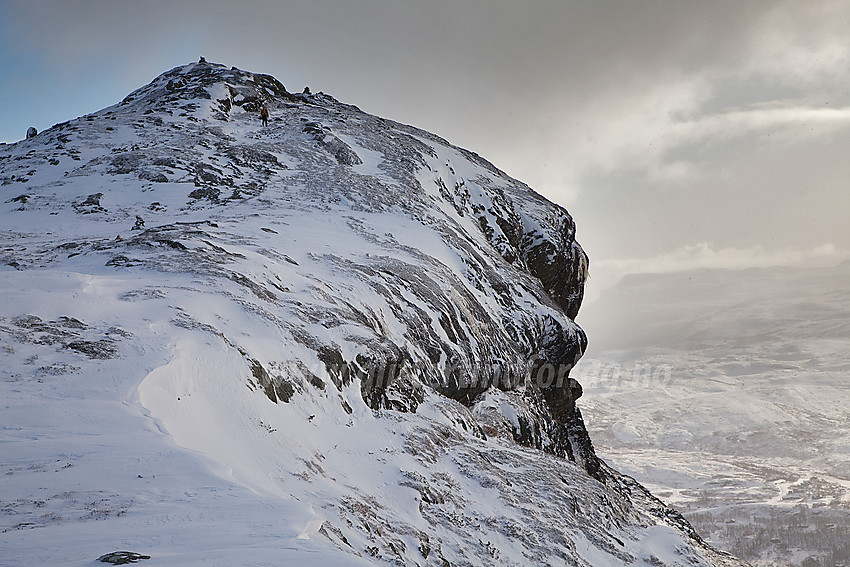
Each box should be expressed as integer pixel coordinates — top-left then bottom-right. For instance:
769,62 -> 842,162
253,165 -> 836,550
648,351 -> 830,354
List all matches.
577,263 -> 850,567
1,60 -> 745,566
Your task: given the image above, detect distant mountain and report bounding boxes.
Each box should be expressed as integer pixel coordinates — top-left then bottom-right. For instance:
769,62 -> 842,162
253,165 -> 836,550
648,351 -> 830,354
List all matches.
0,60 -> 745,566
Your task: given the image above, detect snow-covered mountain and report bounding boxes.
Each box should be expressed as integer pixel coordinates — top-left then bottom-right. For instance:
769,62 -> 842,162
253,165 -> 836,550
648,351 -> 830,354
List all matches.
1,60 -> 745,566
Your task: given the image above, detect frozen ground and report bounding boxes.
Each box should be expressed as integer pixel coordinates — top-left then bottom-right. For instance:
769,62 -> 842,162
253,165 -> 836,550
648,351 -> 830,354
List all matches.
0,270 -> 376,566
576,262 -> 850,566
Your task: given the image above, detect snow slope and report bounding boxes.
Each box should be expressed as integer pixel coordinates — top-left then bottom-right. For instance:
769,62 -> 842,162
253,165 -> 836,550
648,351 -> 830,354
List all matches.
1,60 -> 745,565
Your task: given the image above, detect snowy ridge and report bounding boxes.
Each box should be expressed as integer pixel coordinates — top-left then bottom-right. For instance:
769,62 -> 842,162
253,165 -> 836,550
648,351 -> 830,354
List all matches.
1,60 -> 745,565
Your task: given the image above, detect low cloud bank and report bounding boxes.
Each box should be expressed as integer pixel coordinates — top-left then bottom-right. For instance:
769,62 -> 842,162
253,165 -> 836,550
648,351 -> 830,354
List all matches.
585,242 -> 845,300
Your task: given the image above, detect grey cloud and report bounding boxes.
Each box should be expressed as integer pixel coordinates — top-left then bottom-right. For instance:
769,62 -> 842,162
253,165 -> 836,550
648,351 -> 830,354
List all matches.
2,0 -> 848,275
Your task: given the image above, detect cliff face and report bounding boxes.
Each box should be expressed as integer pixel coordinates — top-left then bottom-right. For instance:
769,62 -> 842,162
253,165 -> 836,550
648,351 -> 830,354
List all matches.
0,61 -> 745,566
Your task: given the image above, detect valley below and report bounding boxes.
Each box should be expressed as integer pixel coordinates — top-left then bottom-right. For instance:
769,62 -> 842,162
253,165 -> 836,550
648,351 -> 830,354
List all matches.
577,263 -> 850,566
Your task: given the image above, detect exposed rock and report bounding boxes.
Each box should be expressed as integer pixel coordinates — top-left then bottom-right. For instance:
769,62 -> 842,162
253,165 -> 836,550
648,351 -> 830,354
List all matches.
303,121 -> 363,165
249,358 -> 295,403
138,170 -> 168,183
65,339 -> 117,359
97,551 -> 151,564
74,192 -> 106,214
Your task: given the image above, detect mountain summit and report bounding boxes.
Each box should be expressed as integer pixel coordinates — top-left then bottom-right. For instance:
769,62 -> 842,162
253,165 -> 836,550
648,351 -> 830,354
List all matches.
0,60 -> 745,566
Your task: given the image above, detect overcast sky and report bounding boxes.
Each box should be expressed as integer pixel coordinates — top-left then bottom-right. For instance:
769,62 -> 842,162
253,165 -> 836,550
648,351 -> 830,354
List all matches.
1,0 -> 848,297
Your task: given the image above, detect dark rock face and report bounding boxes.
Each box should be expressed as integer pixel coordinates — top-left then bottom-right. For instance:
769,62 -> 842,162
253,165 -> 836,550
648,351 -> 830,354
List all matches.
399,143 -> 596,472
97,551 -> 150,564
